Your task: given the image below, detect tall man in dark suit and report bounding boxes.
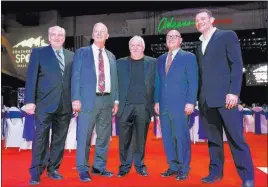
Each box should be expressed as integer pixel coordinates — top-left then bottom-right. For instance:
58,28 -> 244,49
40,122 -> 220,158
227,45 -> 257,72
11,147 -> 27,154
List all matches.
116,36 -> 157,177
72,22 -> 119,182
154,30 -> 198,181
24,26 -> 74,185
195,9 -> 254,187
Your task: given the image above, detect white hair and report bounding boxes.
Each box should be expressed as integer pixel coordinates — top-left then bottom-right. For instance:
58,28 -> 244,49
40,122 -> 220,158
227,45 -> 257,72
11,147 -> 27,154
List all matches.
92,22 -> 108,33
48,26 -> 66,36
129,35 -> 145,49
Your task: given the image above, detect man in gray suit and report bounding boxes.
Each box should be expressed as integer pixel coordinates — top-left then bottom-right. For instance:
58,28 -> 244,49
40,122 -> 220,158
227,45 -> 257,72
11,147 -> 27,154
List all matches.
71,22 -> 119,182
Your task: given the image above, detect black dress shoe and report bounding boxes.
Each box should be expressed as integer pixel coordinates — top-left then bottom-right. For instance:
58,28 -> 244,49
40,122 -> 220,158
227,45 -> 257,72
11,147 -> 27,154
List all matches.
47,170 -> 63,180
175,172 -> 189,181
161,169 -> 178,177
91,167 -> 113,177
29,179 -> 40,186
242,180 -> 254,187
117,170 -> 129,177
79,172 -> 91,182
202,174 -> 223,183
137,169 -> 148,177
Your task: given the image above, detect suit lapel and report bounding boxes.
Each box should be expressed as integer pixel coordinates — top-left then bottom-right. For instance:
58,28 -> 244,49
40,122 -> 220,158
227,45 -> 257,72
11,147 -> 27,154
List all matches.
144,56 -> 150,84
63,48 -> 71,71
162,53 -> 168,75
166,49 -> 182,75
88,46 -> 96,74
203,29 -> 220,56
48,45 -> 62,76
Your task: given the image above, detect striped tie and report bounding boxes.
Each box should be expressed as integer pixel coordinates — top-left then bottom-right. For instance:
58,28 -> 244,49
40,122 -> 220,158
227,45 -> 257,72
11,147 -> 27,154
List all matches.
98,49 -> 105,93
56,50 -> 65,75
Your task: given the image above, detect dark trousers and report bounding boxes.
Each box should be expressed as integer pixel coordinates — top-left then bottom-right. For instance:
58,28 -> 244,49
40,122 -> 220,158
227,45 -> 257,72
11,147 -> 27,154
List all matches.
160,107 -> 191,175
118,103 -> 150,172
200,101 -> 254,181
76,95 -> 112,173
29,98 -> 71,180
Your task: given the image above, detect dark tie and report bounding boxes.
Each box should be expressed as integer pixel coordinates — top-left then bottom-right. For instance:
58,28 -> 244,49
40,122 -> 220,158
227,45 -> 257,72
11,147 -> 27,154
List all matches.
56,50 -> 65,75
165,52 -> 173,75
98,49 -> 105,93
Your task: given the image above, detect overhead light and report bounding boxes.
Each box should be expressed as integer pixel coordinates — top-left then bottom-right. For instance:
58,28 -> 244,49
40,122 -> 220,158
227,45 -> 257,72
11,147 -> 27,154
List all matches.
252,32 -> 255,35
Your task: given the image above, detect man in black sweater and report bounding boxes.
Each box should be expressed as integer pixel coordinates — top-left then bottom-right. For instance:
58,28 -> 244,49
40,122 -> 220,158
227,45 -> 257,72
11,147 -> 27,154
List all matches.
116,35 -> 157,177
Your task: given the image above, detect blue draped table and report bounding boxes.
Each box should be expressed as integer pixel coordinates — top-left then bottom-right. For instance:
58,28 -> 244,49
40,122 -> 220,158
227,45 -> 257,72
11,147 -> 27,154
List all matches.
253,110 -> 267,134
189,109 -> 207,139
21,111 -> 35,141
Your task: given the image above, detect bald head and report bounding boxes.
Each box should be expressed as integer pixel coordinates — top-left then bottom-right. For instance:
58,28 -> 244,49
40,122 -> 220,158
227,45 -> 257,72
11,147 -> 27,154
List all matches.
93,22 -> 108,33
167,30 -> 181,37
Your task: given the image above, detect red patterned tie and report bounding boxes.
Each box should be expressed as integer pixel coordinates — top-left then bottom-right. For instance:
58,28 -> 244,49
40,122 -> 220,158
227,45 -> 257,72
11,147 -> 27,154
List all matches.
98,49 -> 105,93
165,52 -> 173,75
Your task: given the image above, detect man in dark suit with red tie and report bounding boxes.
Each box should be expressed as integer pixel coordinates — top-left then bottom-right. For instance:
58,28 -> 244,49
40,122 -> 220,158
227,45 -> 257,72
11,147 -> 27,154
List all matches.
24,26 -> 74,185
195,9 -> 254,187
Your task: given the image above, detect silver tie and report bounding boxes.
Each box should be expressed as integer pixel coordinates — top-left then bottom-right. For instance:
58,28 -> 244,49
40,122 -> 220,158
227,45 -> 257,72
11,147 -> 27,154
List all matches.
56,50 -> 65,75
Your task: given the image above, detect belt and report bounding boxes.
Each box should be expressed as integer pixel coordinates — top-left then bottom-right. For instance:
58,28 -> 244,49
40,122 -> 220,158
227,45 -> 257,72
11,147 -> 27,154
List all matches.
96,92 -> 110,96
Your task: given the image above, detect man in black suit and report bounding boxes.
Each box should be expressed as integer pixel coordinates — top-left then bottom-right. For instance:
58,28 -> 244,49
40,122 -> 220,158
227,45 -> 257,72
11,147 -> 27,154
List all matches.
116,35 -> 157,177
195,9 -> 254,187
24,26 -> 74,185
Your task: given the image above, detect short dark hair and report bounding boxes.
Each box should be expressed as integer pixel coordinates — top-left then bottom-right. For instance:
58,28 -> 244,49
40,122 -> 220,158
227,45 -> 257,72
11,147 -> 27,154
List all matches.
196,9 -> 213,17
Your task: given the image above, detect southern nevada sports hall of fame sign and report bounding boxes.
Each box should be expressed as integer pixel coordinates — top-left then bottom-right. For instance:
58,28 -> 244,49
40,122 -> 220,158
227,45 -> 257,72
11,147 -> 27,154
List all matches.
12,36 -> 49,68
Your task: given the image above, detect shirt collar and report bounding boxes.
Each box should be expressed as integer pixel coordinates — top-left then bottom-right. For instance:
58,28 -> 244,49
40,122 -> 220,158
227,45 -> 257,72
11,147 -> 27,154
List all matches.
199,27 -> 217,42
52,47 -> 63,54
92,43 -> 105,52
169,48 -> 180,57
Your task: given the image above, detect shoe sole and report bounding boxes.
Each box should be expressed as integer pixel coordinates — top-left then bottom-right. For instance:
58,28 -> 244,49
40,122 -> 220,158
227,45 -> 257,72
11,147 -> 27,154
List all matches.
29,182 -> 40,186
161,174 -> 177,178
91,173 -> 113,177
79,178 -> 91,182
202,177 -> 222,183
46,174 -> 63,180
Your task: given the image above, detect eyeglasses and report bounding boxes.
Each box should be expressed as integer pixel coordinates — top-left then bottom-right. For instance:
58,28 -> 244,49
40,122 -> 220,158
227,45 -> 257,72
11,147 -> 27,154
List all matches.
166,35 -> 181,39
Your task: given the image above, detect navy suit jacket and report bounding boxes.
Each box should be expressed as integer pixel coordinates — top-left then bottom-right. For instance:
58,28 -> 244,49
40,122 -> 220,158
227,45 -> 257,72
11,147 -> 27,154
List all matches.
71,45 -> 119,112
196,29 -> 243,107
24,45 -> 74,113
155,49 -> 198,114
116,56 -> 157,117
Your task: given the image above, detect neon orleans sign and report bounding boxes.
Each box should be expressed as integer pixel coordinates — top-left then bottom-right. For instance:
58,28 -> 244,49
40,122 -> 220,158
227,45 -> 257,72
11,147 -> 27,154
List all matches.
157,17 -> 232,33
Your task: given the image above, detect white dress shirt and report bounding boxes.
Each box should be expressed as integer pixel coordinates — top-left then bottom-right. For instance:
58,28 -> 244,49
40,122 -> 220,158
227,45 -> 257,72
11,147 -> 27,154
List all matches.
165,48 -> 180,68
199,27 -> 217,55
92,43 -> 111,93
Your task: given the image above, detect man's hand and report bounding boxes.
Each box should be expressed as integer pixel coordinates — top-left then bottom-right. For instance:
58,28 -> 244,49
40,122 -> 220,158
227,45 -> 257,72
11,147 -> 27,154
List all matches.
185,103 -> 194,115
225,94 -> 238,109
112,103 -> 119,116
154,103 -> 160,115
25,103 -> 36,115
72,100 -> 81,113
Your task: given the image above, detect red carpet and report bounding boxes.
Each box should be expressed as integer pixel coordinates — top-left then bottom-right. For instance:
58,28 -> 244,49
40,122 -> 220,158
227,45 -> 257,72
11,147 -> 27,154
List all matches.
2,123 -> 267,187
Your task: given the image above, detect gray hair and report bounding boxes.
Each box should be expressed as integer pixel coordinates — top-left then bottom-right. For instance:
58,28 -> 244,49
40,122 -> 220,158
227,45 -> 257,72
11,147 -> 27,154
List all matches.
93,22 -> 108,33
129,35 -> 145,49
48,26 -> 66,36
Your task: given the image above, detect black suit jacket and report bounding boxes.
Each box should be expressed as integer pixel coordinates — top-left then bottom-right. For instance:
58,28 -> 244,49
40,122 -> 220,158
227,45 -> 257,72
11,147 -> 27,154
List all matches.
25,45 -> 74,113
116,56 -> 157,117
196,29 -> 243,107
